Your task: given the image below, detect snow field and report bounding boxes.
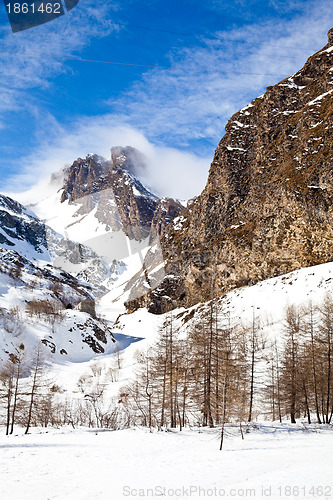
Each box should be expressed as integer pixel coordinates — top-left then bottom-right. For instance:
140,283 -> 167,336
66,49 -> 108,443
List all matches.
0,424 -> 332,500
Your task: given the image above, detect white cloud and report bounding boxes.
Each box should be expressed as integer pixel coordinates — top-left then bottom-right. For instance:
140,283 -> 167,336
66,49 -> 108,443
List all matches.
3,116 -> 210,200
135,145 -> 210,200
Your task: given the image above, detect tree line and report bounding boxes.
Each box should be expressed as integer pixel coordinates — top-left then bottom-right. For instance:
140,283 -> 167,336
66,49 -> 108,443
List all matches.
119,295 -> 333,430
0,294 -> 332,433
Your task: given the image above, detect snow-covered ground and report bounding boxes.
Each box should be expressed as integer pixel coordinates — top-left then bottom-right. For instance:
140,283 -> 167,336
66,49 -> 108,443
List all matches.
1,253 -> 333,500
0,423 -> 332,500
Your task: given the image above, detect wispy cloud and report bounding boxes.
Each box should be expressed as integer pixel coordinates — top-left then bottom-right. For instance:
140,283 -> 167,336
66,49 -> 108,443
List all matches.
3,116 -> 210,200
0,0 -> 118,115
108,0 -> 333,153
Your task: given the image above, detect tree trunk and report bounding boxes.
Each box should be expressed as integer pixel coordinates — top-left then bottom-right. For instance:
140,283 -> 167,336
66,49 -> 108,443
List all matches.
25,348 -> 41,434
309,304 -> 322,424
219,353 -> 229,451
10,361 -> 21,435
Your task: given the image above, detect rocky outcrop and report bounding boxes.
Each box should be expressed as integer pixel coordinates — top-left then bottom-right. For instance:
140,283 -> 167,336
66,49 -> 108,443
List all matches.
0,195 -> 47,253
60,154 -> 108,205
130,29 -> 333,313
74,297 -> 96,318
60,147 -> 183,241
150,198 -> 185,240
0,194 -> 110,295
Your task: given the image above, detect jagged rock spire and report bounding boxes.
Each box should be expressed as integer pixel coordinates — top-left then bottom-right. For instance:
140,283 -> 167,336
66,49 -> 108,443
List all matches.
328,28 -> 333,45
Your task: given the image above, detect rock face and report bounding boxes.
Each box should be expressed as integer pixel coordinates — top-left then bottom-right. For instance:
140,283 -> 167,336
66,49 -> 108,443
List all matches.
0,195 -> 47,251
61,148 -> 184,241
74,297 -> 96,318
131,29 -> 333,313
328,28 -> 333,46
150,198 -> 186,240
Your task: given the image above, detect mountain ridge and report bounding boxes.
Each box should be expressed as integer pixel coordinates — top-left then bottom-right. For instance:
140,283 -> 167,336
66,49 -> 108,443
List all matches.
0,147 -> 185,322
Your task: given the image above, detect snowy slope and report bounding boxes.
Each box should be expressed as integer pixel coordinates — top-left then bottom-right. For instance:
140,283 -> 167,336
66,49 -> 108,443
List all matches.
114,260 -> 333,343
0,194 -> 50,262
13,157 -> 168,301
0,192 -> 114,298
0,248 -> 115,363
49,261 -> 333,403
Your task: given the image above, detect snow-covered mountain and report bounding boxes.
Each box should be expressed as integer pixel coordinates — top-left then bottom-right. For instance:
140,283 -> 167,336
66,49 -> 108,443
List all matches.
27,148 -> 183,243
0,147 -> 184,363
0,246 -> 115,362
0,194 -> 49,261
0,192 -> 113,298
1,32 -> 333,386
1,32 -> 333,498
14,148 -> 184,301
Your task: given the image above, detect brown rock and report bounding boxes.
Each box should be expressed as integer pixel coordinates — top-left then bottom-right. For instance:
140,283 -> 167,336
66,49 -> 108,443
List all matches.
60,149 -> 183,242
130,29 -> 333,313
328,28 -> 333,46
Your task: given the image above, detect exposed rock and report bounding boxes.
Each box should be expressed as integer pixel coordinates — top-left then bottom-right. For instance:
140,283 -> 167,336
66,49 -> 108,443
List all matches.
150,198 -> 185,240
41,339 -> 56,353
328,28 -> 333,46
77,317 -> 114,353
60,147 -> 183,241
60,154 -> 108,205
0,195 -> 47,253
74,298 -> 96,318
0,193 -> 114,296
129,30 -> 333,313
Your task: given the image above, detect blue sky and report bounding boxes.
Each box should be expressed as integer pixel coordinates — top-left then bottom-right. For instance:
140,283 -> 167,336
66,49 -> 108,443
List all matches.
0,0 -> 332,198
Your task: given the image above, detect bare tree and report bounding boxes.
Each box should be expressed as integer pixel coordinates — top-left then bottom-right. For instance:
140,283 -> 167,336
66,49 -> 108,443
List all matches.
9,345 -> 25,434
274,339 -> 282,423
303,301 -> 321,423
241,307 -> 265,423
25,344 -> 46,434
0,360 -> 14,435
319,294 -> 333,423
281,305 -> 301,423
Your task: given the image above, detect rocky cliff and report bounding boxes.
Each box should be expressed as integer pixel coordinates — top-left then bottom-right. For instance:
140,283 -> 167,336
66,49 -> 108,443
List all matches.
129,29 -> 333,313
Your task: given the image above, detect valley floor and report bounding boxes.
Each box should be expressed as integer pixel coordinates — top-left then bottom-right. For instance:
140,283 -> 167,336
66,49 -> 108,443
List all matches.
0,423 -> 332,500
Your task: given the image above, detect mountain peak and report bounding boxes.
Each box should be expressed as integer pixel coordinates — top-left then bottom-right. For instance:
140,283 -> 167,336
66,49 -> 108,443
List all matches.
60,154 -> 106,204
110,146 -> 147,177
55,147 -> 183,241
328,27 -> 333,46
